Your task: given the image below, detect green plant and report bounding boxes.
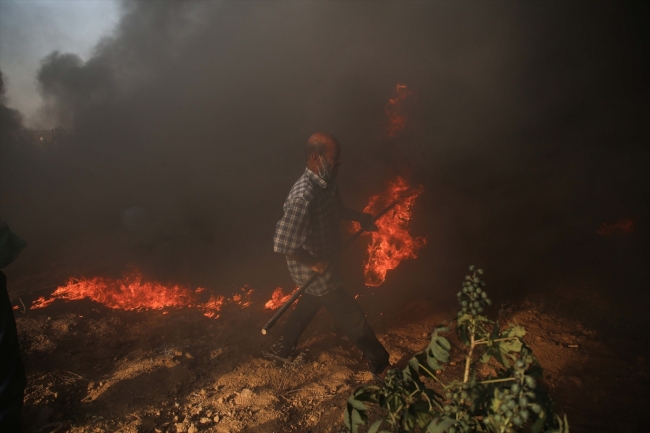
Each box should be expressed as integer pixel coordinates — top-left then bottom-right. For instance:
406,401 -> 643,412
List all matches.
343,266 -> 568,433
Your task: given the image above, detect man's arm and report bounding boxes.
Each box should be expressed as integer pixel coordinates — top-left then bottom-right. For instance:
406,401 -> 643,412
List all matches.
336,192 -> 377,230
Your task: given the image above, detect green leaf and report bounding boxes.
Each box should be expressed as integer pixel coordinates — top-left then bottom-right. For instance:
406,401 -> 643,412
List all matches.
368,420 -> 383,433
343,408 -> 352,428
457,323 -> 470,346
426,417 -> 456,433
408,357 -> 420,373
493,346 -> 510,368
491,322 -> 500,340
531,410 -> 546,433
428,328 -> 450,363
347,397 -> 368,411
500,338 -> 523,353
351,409 -> 364,431
480,347 -> 495,363
506,324 -> 526,338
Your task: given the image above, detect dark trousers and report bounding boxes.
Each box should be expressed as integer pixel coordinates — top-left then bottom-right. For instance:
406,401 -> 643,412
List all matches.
0,271 -> 26,433
280,286 -> 389,374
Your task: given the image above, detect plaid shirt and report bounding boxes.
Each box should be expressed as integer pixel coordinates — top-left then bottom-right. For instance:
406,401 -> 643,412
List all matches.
274,168 -> 343,295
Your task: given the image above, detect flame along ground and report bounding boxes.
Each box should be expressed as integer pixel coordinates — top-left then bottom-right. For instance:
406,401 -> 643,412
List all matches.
31,270 -> 280,319
353,176 -> 426,287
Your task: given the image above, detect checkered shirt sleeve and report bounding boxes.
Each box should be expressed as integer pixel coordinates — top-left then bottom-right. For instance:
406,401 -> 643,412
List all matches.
273,197 -> 311,255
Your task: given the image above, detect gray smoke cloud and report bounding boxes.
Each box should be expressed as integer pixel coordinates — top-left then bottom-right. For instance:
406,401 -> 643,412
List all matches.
1,1 -> 648,313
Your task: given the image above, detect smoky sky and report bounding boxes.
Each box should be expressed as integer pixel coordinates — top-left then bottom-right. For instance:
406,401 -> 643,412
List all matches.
1,1 -> 648,307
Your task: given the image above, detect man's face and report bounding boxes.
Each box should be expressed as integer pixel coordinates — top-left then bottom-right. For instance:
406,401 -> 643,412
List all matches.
322,142 -> 342,178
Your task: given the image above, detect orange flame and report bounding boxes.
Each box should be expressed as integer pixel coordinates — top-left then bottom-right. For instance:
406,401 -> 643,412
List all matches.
30,271 -> 252,320
384,84 -> 413,138
598,218 -> 634,235
231,285 -> 254,308
201,295 -> 224,319
354,176 -> 425,286
264,287 -> 296,310
31,271 -> 197,311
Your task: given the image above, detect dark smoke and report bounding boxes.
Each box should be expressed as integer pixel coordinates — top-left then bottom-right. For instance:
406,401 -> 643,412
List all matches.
1,1 -> 648,327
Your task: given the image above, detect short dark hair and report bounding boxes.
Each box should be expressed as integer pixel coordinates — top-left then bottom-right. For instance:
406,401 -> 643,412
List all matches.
305,141 -> 326,160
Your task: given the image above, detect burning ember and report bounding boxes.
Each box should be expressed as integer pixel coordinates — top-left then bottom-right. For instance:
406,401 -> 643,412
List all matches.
354,176 -> 426,286
31,270 -> 264,319
384,84 -> 413,138
598,218 -> 635,235
264,287 -> 296,310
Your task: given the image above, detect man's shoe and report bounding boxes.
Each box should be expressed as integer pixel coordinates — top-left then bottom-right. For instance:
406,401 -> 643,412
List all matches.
264,337 -> 294,362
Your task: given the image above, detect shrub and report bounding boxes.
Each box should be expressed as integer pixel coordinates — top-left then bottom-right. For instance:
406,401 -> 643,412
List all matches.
343,266 -> 568,433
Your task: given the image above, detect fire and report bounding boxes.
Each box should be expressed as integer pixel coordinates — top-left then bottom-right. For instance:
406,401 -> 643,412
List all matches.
354,176 -> 425,286
30,269 -> 297,320
31,271 -> 197,311
231,285 -> 254,308
384,83 -> 413,138
264,287 -> 295,310
201,295 -> 225,319
598,218 -> 634,235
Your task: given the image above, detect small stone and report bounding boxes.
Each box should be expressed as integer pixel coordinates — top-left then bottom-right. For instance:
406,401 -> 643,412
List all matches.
213,415 -> 220,423
310,415 -> 318,423
200,417 -> 211,424
174,423 -> 186,433
185,352 -> 194,359
187,424 -> 198,433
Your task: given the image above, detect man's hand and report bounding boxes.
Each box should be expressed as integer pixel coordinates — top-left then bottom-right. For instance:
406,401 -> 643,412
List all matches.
359,212 -> 378,232
310,260 -> 329,276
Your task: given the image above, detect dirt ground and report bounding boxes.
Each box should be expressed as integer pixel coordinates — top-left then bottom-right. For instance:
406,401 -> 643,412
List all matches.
6,267 -> 650,433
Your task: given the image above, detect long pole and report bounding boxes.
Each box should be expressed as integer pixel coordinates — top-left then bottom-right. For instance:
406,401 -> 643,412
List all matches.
261,200 -> 398,334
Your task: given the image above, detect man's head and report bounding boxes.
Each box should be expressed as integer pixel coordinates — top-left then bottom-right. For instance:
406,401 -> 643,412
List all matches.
305,132 -> 341,180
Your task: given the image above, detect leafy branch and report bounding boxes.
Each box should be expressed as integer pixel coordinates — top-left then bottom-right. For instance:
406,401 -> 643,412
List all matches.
343,266 -> 569,433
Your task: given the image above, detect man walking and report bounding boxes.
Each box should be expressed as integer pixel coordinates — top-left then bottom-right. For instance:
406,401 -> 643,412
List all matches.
271,132 -> 389,377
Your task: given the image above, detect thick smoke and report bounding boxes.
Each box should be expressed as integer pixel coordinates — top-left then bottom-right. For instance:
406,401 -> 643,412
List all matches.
1,2 -> 648,319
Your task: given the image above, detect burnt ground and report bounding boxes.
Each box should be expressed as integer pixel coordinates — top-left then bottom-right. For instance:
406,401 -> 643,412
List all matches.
5,254 -> 649,433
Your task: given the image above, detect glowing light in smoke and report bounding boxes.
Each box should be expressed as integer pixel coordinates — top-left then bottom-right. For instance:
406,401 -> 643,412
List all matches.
598,218 -> 634,235
384,84 -> 413,138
